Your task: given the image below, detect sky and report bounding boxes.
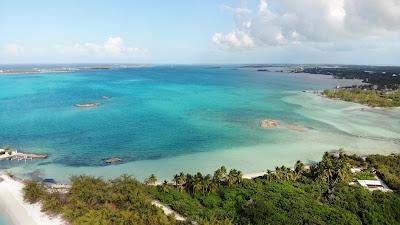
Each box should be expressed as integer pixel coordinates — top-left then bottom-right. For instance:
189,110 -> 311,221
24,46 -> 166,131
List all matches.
0,0 -> 399,65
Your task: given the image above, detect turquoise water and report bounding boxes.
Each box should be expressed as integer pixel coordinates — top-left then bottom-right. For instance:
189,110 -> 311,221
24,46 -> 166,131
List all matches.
0,213 -> 9,225
0,66 -> 399,182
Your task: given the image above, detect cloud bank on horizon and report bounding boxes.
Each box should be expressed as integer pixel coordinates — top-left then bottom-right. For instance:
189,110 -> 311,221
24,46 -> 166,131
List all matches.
213,0 -> 400,49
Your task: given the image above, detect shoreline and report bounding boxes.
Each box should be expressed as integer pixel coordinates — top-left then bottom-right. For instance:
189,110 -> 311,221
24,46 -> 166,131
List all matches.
0,64 -> 149,76
317,89 -> 400,109
0,173 -> 66,225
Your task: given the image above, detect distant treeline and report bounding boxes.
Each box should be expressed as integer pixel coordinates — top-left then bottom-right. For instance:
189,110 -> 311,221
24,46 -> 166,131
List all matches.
322,89 -> 400,107
299,65 -> 400,90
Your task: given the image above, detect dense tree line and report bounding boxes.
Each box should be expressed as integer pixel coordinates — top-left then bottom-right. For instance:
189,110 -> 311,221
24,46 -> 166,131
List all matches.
367,154 -> 400,190
23,153 -> 400,225
300,66 -> 400,90
322,89 -> 400,107
23,175 -> 181,225
150,153 -> 400,225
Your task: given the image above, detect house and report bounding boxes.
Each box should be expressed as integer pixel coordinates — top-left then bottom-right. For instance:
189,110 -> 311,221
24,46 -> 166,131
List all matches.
0,149 -> 17,160
356,179 -> 391,192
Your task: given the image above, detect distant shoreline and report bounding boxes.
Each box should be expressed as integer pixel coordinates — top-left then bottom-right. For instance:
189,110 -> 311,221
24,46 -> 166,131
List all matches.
0,64 -> 148,75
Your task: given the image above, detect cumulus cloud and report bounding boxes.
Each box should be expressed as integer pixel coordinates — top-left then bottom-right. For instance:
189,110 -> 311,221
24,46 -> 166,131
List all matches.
213,31 -> 255,49
213,0 -> 400,49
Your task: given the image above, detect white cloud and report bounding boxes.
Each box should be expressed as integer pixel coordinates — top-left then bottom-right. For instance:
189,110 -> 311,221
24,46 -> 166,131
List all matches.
3,43 -> 24,56
56,37 -> 147,57
213,0 -> 400,49
1,37 -> 147,59
212,31 -> 255,49
103,37 -> 146,56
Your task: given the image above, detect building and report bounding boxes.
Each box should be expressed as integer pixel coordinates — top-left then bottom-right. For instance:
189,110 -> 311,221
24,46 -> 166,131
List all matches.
356,180 -> 391,192
0,149 -> 17,160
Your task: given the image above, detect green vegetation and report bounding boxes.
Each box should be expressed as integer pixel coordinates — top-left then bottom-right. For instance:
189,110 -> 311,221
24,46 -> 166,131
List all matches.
353,171 -> 375,180
23,153 -> 400,225
145,174 -> 158,185
23,180 -> 46,204
367,154 -> 400,190
300,65 -> 400,90
150,153 -> 400,225
322,89 -> 400,107
23,175 -> 180,225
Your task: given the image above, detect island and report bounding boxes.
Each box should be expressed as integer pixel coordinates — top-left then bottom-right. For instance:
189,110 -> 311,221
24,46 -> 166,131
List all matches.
0,64 -> 148,75
288,65 -> 400,107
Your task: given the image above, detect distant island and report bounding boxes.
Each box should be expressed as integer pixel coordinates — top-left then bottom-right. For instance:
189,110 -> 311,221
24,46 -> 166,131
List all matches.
0,64 -> 148,75
1,152 -> 396,225
288,65 -> 400,107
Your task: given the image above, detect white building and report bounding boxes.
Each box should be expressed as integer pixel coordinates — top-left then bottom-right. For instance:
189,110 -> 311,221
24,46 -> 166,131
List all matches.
356,180 -> 391,192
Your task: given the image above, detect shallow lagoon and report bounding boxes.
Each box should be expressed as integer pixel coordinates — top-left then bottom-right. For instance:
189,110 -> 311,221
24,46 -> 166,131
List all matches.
0,66 -> 399,182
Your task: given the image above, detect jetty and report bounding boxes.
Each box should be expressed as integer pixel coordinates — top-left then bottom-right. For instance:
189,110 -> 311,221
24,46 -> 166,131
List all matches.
75,103 -> 100,108
0,148 -> 48,161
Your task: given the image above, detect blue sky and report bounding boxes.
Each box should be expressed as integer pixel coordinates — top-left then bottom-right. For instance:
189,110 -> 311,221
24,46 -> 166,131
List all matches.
1,0 -> 399,64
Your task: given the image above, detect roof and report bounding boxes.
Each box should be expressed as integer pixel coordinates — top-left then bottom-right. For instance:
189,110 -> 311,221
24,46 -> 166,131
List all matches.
357,180 -> 383,187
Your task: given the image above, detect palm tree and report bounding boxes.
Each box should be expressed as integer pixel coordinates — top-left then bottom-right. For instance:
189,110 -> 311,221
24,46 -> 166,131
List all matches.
227,169 -> 243,185
202,174 -> 212,193
265,169 -> 273,182
159,180 -> 169,193
294,160 -> 305,174
176,172 -> 186,192
213,166 -> 227,183
173,174 -> 179,188
185,174 -> 193,193
193,172 -> 204,194
144,174 -> 157,185
274,166 -> 282,181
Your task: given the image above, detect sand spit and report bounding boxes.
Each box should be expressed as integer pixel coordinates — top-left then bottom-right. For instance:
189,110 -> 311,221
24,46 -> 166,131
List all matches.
75,103 -> 100,108
259,119 -> 280,128
259,119 -> 307,131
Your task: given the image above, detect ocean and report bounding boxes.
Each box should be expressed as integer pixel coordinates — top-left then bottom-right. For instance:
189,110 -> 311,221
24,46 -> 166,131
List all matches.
0,65 -> 399,183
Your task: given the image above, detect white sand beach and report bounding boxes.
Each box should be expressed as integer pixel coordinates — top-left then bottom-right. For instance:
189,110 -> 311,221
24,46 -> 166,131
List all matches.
0,174 -> 66,225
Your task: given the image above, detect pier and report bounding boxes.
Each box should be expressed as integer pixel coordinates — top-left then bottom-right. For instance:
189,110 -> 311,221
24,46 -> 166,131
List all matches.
0,148 -> 48,161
